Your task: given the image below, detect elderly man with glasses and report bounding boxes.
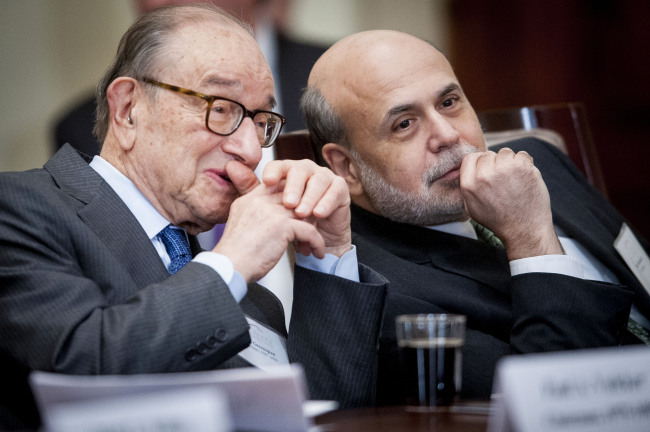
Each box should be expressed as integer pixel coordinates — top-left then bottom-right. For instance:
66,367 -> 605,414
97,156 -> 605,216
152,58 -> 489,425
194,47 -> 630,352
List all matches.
0,4 -> 387,430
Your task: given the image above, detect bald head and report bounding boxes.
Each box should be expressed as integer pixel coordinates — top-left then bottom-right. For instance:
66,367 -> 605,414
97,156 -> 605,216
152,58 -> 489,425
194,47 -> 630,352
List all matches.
310,31 -> 448,116
303,30 -> 457,152
311,31 -> 442,82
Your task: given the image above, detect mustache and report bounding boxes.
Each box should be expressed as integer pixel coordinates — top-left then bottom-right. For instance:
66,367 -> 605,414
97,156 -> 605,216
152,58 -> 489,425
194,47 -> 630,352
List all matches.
423,143 -> 478,187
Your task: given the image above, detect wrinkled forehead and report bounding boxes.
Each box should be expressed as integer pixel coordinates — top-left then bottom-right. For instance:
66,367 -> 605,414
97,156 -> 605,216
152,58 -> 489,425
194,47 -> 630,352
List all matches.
158,19 -> 274,104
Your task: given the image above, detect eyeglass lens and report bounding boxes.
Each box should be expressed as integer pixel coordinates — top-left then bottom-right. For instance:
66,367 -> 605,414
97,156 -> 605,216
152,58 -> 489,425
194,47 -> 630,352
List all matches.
208,100 -> 282,147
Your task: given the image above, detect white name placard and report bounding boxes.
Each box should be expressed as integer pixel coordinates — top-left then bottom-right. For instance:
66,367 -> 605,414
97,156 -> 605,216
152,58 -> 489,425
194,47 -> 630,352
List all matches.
488,346 -> 650,432
46,387 -> 231,432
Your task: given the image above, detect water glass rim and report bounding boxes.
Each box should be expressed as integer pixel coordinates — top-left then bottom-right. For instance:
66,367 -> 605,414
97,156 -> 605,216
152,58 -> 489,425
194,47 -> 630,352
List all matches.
396,313 -> 466,324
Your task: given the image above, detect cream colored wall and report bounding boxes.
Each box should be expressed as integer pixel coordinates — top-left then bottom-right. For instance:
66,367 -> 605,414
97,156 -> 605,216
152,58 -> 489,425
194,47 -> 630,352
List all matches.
0,0 -> 133,172
0,0 -> 449,172
291,0 -> 449,49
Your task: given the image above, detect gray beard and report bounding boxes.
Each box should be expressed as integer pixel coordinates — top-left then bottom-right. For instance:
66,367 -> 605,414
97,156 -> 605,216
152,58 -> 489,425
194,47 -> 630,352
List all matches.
351,143 -> 478,226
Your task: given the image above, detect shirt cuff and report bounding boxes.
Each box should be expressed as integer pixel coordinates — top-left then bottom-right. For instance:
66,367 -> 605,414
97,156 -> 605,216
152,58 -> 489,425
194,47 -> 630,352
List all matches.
295,245 -> 360,282
193,252 -> 248,302
510,254 -> 595,280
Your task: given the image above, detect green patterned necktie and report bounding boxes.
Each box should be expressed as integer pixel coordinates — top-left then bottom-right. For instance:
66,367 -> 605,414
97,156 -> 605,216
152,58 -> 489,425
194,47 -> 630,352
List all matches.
627,317 -> 650,345
470,220 -> 504,249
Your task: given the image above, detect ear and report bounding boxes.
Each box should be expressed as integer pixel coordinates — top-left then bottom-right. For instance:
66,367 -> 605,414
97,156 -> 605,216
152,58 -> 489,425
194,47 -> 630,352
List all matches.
106,77 -> 138,151
322,143 -> 365,197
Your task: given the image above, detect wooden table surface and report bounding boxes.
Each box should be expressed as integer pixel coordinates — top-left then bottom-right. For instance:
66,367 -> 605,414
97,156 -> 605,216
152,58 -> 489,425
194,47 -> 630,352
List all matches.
313,402 -> 491,432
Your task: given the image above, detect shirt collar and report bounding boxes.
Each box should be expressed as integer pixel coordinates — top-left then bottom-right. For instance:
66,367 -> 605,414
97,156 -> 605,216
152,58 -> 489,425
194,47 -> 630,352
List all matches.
89,155 -> 169,239
425,219 -> 478,240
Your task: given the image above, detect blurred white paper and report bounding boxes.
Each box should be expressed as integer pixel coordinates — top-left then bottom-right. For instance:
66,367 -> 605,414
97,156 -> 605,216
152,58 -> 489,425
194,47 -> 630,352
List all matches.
302,400 -> 339,418
30,364 -> 312,432
46,387 -> 231,432
488,346 -> 650,432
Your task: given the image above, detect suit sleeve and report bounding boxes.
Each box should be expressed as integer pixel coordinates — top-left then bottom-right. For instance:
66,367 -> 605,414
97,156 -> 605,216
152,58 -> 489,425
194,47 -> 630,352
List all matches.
0,172 -> 252,375
287,264 -> 388,408
510,273 -> 634,352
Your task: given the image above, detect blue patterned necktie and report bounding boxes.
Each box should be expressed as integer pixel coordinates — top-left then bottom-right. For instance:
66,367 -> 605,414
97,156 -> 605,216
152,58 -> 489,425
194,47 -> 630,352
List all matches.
159,225 -> 192,274
470,219 -> 504,249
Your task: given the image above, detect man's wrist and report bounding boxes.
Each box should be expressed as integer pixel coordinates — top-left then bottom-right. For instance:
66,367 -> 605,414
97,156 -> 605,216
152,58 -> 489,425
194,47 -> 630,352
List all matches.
504,226 -> 564,260
324,243 -> 353,259
296,245 -> 360,282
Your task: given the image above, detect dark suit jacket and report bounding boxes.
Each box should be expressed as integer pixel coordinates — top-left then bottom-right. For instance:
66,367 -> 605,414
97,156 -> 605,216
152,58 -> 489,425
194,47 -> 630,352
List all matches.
0,144 -> 385,430
275,32 -> 327,132
289,138 -> 650,409
53,32 -> 327,156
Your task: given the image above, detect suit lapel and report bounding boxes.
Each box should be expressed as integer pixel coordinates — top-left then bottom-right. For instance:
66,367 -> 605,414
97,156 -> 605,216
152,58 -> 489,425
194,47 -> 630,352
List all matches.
45,145 -> 169,287
79,182 -> 169,286
551,184 -> 618,270
351,205 -> 511,293
426,236 -> 511,293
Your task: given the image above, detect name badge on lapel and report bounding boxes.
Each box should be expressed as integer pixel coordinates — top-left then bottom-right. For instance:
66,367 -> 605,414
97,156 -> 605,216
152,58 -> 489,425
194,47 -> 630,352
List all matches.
238,315 -> 289,371
614,223 -> 650,295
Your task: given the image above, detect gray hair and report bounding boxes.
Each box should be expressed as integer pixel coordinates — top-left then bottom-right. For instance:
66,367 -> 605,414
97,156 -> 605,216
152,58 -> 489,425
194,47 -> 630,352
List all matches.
299,86 -> 350,160
93,3 -> 253,144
